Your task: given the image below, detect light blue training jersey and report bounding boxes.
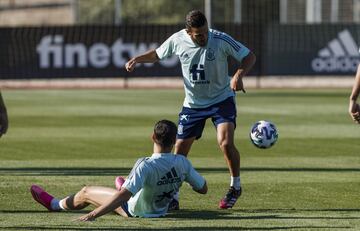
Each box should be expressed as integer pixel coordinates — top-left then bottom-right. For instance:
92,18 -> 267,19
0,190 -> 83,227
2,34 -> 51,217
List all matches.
156,28 -> 250,108
122,153 -> 205,218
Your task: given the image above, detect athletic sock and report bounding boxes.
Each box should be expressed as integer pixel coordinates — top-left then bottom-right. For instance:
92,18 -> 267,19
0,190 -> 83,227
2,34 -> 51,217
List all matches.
59,198 -> 68,210
50,198 -> 62,211
230,176 -> 241,190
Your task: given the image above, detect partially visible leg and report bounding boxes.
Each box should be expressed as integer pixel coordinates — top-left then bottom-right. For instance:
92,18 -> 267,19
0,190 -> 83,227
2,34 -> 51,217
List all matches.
216,122 -> 242,209
173,107 -> 206,211
216,122 -> 240,178
61,186 -> 129,217
167,137 -> 196,211
174,137 -> 196,156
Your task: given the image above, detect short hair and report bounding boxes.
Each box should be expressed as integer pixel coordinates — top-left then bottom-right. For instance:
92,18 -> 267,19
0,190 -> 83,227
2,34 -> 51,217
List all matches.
185,10 -> 207,29
153,120 -> 177,148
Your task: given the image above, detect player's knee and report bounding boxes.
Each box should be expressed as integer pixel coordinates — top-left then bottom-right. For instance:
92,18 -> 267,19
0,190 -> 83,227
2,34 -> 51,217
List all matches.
218,140 -> 234,152
79,186 -> 91,199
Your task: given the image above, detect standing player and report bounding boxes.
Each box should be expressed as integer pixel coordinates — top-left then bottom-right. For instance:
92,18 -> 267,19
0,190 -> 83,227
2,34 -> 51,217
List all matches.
30,120 -> 207,220
125,10 -> 256,209
0,92 -> 8,137
349,64 -> 360,123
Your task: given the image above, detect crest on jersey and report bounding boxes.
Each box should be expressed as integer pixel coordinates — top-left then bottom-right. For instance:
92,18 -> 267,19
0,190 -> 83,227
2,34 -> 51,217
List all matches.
206,48 -> 215,61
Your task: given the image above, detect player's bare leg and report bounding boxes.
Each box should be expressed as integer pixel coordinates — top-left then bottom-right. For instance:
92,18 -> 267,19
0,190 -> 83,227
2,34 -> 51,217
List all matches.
31,185 -> 128,217
216,122 -> 240,177
174,137 -> 196,156
61,186 -> 129,217
216,122 -> 242,209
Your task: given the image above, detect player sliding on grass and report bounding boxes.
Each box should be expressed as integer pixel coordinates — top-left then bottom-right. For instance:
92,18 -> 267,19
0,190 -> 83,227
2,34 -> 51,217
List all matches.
125,10 -> 255,209
349,64 -> 360,124
30,120 -> 207,220
0,92 -> 8,137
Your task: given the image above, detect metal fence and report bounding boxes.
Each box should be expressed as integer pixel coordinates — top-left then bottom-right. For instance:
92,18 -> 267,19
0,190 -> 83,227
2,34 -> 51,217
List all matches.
0,0 -> 359,79
1,0 -> 360,26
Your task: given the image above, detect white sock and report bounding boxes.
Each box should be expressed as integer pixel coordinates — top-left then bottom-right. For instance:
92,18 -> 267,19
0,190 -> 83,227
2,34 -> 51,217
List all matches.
50,198 -> 62,211
230,176 -> 241,190
59,198 -> 67,210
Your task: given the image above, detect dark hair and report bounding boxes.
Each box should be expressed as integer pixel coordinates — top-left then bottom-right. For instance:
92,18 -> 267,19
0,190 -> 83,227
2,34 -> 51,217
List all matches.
153,120 -> 177,148
185,10 -> 207,29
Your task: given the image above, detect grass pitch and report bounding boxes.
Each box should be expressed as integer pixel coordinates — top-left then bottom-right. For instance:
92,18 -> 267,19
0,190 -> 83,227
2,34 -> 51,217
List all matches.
0,88 -> 359,230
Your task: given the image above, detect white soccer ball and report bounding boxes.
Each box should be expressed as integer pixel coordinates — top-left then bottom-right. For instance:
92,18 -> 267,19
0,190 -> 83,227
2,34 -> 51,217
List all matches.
249,120 -> 278,149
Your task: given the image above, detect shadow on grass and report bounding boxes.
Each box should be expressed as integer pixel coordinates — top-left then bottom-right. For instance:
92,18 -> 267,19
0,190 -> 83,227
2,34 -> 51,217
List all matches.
0,167 -> 132,176
1,209 -> 355,230
243,91 -> 348,98
1,208 -> 359,218
0,225 -> 352,230
168,209 -> 360,220
1,167 -> 360,176
0,210 -> 87,214
237,208 -> 360,213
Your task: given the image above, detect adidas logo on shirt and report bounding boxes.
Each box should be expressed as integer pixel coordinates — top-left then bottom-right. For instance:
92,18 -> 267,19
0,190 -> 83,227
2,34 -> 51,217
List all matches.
311,29 -> 360,72
157,167 -> 181,185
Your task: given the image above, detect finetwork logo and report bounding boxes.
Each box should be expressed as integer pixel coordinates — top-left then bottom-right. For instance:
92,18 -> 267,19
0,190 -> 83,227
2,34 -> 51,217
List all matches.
36,35 -> 179,69
311,29 -> 360,72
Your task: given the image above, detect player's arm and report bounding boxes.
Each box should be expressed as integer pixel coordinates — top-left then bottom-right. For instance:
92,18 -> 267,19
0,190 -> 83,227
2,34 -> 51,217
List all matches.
193,180 -> 207,194
0,92 -> 9,137
76,188 -> 132,221
125,49 -> 160,72
185,159 -> 208,195
349,64 -> 360,124
230,51 -> 256,92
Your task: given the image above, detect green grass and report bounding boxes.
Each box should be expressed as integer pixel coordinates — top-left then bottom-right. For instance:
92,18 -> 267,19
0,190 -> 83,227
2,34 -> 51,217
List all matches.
0,89 -> 359,230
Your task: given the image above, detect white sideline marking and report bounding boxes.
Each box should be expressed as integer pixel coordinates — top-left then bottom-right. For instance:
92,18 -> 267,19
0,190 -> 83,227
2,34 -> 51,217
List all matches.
0,76 -> 356,89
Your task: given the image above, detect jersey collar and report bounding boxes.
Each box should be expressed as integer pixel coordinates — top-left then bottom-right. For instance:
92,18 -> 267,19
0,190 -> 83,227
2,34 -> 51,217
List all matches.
152,152 -> 174,158
183,29 -> 210,48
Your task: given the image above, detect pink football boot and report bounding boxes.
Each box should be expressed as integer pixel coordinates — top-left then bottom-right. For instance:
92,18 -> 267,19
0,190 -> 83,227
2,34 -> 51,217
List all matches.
219,186 -> 242,209
30,185 -> 58,211
115,176 -> 126,190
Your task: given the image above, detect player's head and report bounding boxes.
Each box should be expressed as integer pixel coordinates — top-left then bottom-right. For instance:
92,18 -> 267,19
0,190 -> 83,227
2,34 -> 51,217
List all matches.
153,120 -> 177,148
185,10 -> 209,47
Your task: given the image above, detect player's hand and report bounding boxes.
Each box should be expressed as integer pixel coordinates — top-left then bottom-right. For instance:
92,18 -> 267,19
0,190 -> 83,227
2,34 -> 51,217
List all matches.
351,111 -> 360,124
125,58 -> 137,72
230,75 -> 246,93
349,101 -> 360,124
0,108 -> 8,137
75,211 -> 96,222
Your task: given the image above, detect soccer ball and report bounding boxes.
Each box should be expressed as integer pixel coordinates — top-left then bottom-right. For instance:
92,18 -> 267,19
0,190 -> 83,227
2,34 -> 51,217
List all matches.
249,120 -> 278,149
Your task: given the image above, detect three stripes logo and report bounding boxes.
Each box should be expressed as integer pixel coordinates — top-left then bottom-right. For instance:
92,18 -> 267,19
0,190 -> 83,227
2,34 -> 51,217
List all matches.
157,167 -> 181,186
311,29 -> 360,72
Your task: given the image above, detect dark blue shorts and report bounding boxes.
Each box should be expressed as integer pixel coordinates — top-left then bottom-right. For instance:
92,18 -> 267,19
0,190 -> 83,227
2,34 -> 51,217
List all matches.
177,96 -> 237,140
120,201 -> 133,217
